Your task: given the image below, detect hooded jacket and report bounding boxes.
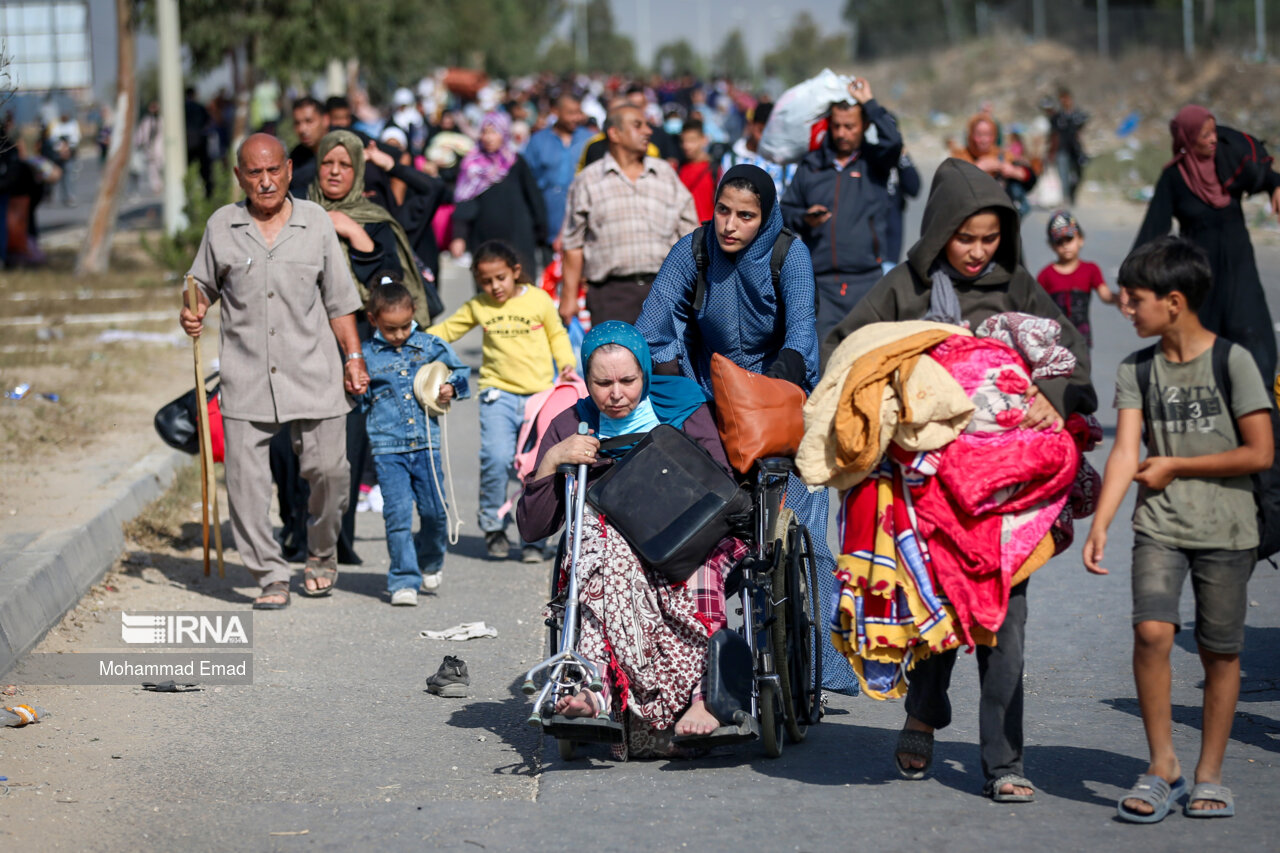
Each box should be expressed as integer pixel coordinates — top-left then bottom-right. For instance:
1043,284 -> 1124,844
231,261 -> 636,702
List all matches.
821,158 -> 1096,419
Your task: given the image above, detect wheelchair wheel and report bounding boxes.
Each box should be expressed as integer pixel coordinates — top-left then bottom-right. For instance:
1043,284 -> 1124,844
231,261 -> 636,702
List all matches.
759,679 -> 783,758
789,525 -> 823,732
557,738 -> 577,761
769,511 -> 820,744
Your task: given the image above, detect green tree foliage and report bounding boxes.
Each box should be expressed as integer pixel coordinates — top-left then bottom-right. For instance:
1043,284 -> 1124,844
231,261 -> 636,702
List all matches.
542,0 -> 638,75
841,0 -> 976,58
142,162 -> 237,273
652,39 -> 704,78
167,0 -> 563,87
711,29 -> 753,82
762,12 -> 850,85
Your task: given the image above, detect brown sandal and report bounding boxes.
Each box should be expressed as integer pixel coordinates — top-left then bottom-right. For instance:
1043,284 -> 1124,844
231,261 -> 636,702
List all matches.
253,581 -> 291,610
300,557 -> 338,597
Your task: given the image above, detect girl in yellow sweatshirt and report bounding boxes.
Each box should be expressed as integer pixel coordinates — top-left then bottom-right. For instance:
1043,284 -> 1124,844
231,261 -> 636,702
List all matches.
428,240 -> 575,561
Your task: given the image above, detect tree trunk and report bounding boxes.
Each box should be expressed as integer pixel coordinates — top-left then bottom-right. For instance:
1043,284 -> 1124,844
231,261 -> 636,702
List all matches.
76,0 -> 136,275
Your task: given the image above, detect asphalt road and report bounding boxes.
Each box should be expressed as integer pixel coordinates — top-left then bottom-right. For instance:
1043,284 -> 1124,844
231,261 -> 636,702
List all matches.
2,177 -> 1278,852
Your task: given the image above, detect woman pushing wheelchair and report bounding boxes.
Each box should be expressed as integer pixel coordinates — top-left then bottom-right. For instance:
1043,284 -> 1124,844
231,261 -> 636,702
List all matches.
516,322 -> 746,757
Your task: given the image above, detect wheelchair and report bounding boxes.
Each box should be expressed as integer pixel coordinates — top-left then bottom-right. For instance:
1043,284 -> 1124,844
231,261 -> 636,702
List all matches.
521,453 -> 823,759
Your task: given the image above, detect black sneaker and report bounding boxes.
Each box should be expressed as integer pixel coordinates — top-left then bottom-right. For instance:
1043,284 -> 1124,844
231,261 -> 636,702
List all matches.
485,531 -> 510,559
521,545 -> 544,564
426,655 -> 470,698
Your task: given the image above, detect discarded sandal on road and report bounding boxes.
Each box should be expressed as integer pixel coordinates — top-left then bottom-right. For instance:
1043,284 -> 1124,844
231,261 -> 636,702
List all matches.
426,656 -> 470,698
1116,774 -> 1186,823
142,681 -> 200,693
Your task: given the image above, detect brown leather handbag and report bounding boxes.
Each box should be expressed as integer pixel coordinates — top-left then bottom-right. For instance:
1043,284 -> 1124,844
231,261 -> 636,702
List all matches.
709,353 -> 807,474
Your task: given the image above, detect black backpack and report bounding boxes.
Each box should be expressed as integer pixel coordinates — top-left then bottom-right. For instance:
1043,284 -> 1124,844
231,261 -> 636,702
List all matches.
1135,337 -> 1280,561
689,222 -> 796,324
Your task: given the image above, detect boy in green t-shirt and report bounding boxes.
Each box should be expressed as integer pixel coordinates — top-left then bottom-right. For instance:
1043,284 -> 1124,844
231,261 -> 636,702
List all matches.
1084,236 -> 1274,823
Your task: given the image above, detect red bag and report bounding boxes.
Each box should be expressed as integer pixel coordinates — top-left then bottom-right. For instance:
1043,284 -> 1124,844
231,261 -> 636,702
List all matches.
207,393 -> 225,463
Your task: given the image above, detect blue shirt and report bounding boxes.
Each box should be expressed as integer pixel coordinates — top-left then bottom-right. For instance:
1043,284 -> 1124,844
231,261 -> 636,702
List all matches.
360,329 -> 471,455
523,125 -> 593,242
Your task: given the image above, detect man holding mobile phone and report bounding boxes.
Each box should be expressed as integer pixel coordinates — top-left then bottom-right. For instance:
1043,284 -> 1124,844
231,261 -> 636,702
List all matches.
781,78 -> 903,341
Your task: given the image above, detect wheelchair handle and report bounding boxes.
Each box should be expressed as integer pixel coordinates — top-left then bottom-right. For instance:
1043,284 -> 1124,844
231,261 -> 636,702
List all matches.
556,421 -> 593,476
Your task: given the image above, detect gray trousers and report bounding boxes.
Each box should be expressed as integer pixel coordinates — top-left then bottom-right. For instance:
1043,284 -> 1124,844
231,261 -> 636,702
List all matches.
814,268 -> 884,346
905,580 -> 1029,782
223,415 -> 350,588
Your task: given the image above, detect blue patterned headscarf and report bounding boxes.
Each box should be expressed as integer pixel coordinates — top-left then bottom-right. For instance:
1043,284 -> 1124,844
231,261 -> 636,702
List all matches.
575,321 -> 708,438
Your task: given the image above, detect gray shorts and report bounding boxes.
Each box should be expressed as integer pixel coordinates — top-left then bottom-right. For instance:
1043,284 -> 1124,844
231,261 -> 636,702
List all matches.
1131,531 -> 1256,654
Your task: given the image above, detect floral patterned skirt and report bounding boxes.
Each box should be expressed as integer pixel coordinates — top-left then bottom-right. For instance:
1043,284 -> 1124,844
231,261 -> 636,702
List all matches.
566,513 -> 743,758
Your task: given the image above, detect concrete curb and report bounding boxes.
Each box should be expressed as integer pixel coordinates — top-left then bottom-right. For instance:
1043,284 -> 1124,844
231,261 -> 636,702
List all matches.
0,448 -> 191,679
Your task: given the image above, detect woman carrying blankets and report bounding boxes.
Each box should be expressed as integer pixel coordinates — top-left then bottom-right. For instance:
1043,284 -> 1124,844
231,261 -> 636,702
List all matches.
822,158 -> 1096,803
516,322 -> 745,758
1133,104 -> 1280,382
635,163 -> 860,697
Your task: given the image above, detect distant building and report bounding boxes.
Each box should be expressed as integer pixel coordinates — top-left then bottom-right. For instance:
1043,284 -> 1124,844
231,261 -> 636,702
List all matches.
2,1 -> 93,94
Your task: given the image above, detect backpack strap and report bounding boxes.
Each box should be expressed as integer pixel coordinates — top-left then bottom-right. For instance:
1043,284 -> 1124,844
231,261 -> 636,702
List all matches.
1211,336 -> 1242,442
1135,344 -> 1158,448
769,227 -> 796,305
691,222 -> 711,313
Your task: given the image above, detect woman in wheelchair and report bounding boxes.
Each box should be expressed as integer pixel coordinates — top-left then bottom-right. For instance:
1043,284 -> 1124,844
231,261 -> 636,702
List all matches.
636,164 -> 857,695
516,321 -> 745,756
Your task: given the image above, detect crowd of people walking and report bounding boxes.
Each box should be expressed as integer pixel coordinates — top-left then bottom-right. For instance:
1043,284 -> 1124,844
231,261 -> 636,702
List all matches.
168,64 -> 1279,820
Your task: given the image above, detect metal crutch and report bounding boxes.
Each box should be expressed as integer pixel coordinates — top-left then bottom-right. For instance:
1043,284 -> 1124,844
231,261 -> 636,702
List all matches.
522,422 -> 604,725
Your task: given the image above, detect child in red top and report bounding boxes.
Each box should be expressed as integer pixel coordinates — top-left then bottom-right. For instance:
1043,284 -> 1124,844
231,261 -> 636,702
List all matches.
678,119 -> 716,222
1036,210 -> 1117,347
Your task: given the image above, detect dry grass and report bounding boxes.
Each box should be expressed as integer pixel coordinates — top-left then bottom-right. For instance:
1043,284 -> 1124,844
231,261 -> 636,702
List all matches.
0,242 -> 195,465
122,460 -> 207,552
860,37 -> 1280,183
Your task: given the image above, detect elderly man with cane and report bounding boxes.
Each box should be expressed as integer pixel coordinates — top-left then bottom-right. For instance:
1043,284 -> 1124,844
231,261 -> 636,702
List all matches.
180,133 -> 368,610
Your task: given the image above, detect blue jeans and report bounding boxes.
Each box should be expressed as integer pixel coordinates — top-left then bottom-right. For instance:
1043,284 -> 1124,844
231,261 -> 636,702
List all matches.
477,387 -> 529,536
373,449 -> 448,593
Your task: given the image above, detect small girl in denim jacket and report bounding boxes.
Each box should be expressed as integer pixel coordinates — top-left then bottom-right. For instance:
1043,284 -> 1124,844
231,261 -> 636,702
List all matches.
362,276 -> 470,606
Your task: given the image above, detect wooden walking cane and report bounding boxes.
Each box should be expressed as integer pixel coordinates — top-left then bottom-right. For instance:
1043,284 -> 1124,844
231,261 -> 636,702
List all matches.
186,275 -> 224,577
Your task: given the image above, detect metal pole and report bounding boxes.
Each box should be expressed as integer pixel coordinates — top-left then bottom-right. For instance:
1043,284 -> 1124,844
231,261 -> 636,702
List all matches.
1257,0 -> 1267,60
1032,0 -> 1046,41
1098,0 -> 1110,58
637,0 -> 651,71
1183,0 -> 1195,59
576,0 -> 589,70
156,0 -> 187,234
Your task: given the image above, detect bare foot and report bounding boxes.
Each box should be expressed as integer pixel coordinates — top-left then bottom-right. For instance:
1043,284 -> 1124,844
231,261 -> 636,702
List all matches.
304,558 -> 336,594
999,781 -> 1035,798
254,590 -> 288,607
303,574 -> 333,594
1121,760 -> 1182,816
1187,776 -> 1229,813
674,700 -> 719,736
896,715 -> 934,773
554,691 -> 599,718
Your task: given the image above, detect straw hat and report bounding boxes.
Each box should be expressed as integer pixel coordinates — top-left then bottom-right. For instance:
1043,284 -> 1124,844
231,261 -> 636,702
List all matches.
413,361 -> 454,416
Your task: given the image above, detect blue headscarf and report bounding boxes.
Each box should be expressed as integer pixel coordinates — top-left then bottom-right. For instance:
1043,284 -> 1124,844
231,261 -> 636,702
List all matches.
575,321 -> 708,440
